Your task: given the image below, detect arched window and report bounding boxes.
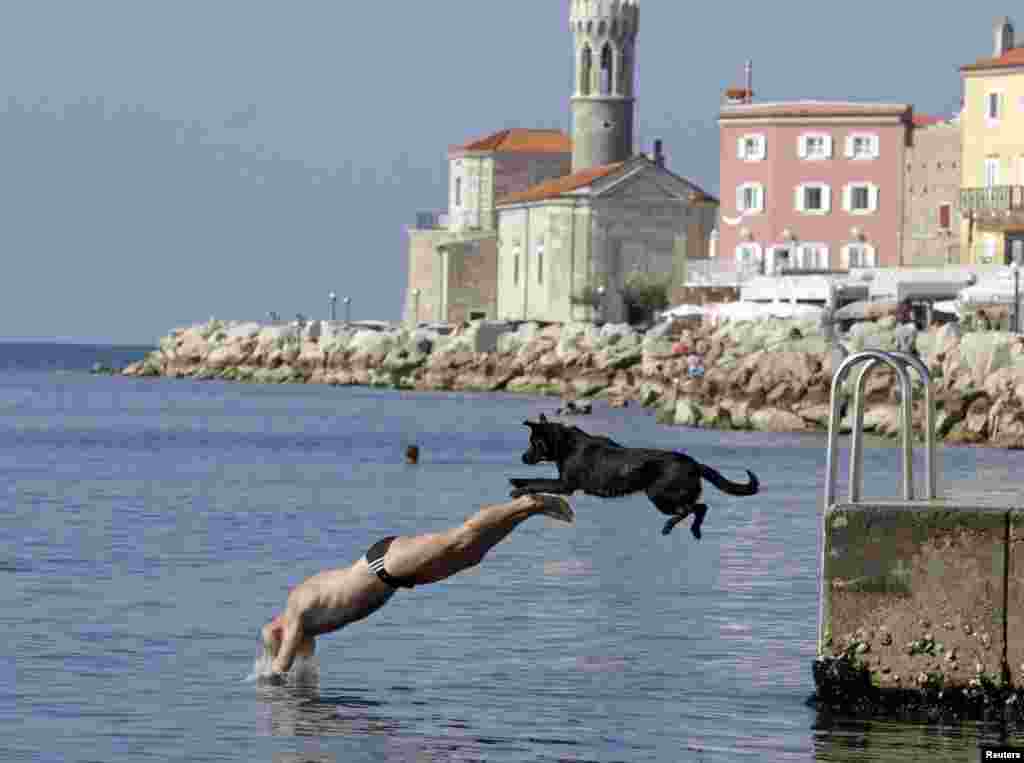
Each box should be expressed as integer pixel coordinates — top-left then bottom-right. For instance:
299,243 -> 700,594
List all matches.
617,48 -> 629,95
600,44 -> 613,95
579,46 -> 592,96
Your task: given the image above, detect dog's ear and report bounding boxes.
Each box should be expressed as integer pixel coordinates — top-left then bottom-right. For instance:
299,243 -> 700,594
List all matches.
523,420 -> 536,428
539,413 -> 548,423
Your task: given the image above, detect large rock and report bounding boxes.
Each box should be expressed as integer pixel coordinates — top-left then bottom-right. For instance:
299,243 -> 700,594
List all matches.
295,341 -> 326,371
674,398 -> 703,427
496,323 -> 543,354
846,320 -> 897,353
556,322 -> 602,357
174,328 -> 211,363
347,329 -> 397,356
749,408 -> 808,432
224,322 -> 263,342
742,351 -> 820,394
599,323 -> 639,349
206,341 -> 253,369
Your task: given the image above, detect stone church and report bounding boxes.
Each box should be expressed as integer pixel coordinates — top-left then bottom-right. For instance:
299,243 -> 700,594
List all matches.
404,0 -> 718,325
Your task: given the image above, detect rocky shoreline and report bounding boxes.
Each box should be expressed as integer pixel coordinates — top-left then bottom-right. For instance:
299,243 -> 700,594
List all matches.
122,316 -> 1024,448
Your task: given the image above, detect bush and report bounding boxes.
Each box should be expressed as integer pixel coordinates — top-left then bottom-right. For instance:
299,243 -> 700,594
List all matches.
621,272 -> 671,321
570,285 -> 603,310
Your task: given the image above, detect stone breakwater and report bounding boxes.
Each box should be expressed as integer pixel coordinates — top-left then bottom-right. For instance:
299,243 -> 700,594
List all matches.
123,316 -> 1024,448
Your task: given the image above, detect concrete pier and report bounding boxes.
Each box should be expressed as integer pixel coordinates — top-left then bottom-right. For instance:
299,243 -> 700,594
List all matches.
820,501 -> 1014,690
814,350 -> 1024,717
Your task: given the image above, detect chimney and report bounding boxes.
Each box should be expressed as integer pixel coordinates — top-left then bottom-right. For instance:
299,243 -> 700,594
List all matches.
653,139 -> 664,167
744,60 -> 753,104
995,16 -> 1014,57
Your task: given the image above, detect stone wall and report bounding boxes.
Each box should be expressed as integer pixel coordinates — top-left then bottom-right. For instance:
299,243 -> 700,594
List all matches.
125,315 -> 1024,451
446,238 -> 498,323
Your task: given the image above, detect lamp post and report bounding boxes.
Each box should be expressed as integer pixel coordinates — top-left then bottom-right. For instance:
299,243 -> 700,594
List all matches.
411,289 -> 421,327
1012,262 -> 1020,333
596,285 -> 606,324
328,291 -> 337,322
343,296 -> 351,324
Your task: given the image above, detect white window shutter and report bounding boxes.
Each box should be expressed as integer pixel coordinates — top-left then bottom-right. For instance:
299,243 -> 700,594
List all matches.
795,185 -> 805,211
871,135 -> 880,158
823,135 -> 833,158
840,245 -> 850,268
736,185 -> 746,211
756,136 -> 766,160
842,184 -> 852,212
737,137 -> 746,160
867,245 -> 877,267
821,246 -> 830,269
755,185 -> 764,211
822,185 -> 832,213
797,136 -> 807,159
869,184 -> 879,212
844,136 -> 855,158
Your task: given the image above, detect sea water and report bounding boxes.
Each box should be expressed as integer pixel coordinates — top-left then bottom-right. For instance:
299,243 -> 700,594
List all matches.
4,342 -> 1024,762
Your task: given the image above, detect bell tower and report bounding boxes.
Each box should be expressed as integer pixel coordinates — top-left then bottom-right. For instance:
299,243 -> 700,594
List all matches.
570,0 -> 639,173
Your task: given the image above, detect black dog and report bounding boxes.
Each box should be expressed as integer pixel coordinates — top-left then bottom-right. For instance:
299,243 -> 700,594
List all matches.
509,414 -> 759,538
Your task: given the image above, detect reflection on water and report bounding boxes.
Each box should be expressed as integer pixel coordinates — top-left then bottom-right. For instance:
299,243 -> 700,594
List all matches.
811,715 -> 1019,762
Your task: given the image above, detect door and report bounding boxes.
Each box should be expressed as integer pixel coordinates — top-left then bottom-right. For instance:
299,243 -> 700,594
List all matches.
1005,234 -> 1024,265
771,247 -> 792,275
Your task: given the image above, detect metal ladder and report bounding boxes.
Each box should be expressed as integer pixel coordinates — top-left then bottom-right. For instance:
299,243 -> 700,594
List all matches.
818,350 -> 940,654
824,350 -> 939,506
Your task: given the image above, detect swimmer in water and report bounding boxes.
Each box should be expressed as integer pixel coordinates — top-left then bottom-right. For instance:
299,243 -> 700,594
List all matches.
260,494 -> 574,679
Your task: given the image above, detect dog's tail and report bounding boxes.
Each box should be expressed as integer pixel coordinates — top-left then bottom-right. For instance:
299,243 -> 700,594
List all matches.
699,464 -> 759,496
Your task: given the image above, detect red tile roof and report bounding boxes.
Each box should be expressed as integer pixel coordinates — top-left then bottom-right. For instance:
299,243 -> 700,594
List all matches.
961,47 -> 1024,71
454,128 -> 572,154
496,162 -> 624,205
912,114 -> 946,127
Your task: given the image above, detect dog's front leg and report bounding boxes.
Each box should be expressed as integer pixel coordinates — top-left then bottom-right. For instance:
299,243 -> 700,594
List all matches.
508,478 -> 574,498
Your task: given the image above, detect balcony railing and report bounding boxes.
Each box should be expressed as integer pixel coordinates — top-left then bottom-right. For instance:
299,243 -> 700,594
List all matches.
960,185 -> 1024,214
413,211 -> 450,230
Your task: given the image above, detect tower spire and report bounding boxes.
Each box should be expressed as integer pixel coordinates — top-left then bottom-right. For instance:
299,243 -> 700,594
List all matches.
569,0 -> 640,173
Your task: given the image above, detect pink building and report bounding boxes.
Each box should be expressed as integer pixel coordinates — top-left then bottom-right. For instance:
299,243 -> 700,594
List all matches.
718,100 -> 915,277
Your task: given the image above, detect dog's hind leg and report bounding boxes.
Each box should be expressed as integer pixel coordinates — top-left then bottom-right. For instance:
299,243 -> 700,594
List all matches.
688,503 -> 709,540
650,495 -> 691,537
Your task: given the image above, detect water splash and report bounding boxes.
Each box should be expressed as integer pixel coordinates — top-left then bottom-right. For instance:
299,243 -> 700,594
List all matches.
245,650 -> 320,687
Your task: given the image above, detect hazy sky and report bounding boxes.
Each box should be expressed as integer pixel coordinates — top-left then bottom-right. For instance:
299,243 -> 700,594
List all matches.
0,1 -> 1001,344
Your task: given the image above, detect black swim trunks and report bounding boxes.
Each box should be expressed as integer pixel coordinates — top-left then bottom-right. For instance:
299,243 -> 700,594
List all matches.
365,536 -> 417,589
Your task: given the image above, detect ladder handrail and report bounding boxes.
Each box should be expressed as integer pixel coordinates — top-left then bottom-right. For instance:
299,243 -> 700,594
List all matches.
848,352 -> 936,503
824,350 -> 938,508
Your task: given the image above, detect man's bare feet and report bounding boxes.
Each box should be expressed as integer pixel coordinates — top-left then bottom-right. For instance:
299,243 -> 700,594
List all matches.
527,493 -> 575,523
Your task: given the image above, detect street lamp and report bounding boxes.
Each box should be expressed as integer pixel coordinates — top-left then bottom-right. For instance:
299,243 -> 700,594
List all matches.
411,289 -> 421,327
596,285 -> 606,324
343,296 -> 352,324
328,291 -> 337,322
1012,262 -> 1020,333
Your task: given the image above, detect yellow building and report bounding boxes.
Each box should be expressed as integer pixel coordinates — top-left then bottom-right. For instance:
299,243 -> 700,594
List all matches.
960,16 -> 1024,265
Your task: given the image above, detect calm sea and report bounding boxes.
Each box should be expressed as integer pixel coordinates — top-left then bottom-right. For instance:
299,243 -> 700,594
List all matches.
3,342 -> 1022,762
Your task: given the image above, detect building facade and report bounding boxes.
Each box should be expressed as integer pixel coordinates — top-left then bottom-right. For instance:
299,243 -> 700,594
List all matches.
495,156 -> 717,324
903,115 -> 962,266
718,101 -> 914,277
404,129 -> 572,324
959,16 -> 1024,265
